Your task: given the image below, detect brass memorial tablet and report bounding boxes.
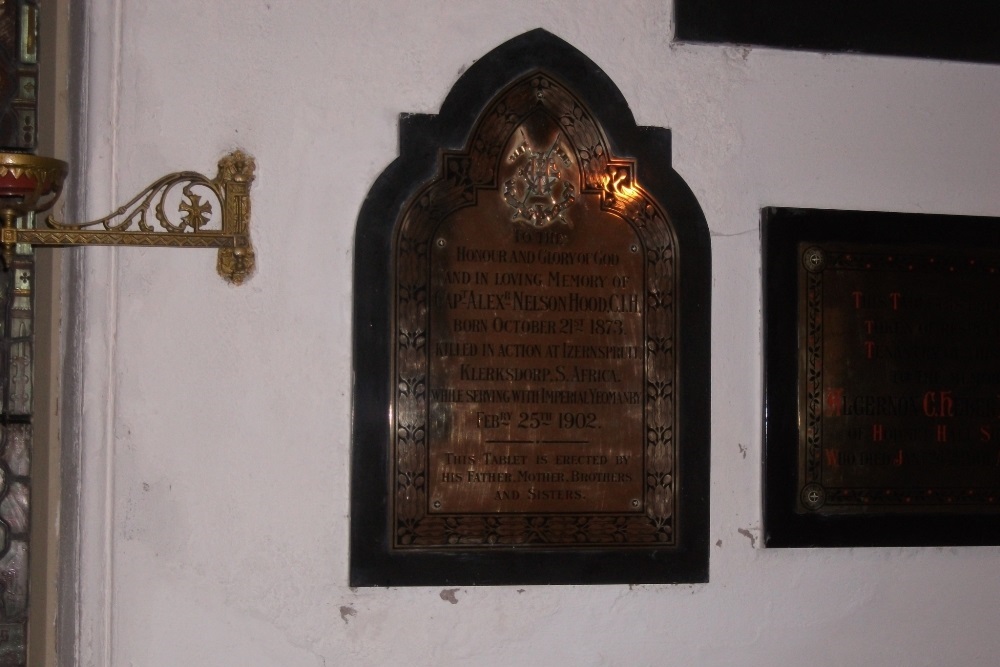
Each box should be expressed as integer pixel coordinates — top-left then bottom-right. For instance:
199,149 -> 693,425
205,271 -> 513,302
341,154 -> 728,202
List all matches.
426,207 -> 648,518
398,85 -> 672,540
796,242 -> 1000,515
764,208 -> 1000,548
351,30 -> 710,585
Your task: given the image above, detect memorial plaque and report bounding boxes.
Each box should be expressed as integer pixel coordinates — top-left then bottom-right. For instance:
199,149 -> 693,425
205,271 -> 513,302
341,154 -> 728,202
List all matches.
764,207 -> 1000,547
351,30 -> 710,585
674,0 -> 1000,65
425,203 -> 648,518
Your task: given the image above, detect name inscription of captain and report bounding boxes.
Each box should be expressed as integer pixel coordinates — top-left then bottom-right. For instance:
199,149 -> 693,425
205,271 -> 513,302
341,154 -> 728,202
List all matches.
428,220 -> 646,514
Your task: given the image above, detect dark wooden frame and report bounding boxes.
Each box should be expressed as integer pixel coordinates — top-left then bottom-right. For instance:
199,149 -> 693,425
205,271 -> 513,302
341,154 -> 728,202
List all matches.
351,29 -> 712,586
675,1 -> 1000,64
763,207 -> 1000,548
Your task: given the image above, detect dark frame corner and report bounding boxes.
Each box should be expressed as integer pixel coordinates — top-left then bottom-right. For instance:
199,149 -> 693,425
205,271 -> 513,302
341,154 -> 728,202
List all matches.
675,0 -> 1000,65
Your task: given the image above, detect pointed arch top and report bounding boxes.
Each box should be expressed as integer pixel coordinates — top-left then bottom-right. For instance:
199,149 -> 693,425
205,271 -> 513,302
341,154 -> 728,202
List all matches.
352,29 -> 710,587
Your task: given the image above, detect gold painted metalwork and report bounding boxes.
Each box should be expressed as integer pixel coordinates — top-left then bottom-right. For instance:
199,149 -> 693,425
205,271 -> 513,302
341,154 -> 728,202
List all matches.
0,150 -> 256,284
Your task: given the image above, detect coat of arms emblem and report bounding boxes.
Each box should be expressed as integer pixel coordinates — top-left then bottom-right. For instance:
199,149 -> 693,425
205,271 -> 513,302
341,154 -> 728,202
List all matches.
503,138 -> 576,229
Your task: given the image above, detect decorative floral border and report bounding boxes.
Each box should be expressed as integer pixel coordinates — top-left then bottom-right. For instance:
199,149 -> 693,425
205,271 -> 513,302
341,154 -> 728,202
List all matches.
393,73 -> 678,548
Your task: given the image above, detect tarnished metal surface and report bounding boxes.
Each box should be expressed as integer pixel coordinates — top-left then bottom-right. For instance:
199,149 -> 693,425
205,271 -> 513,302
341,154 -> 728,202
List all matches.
392,73 -> 678,547
798,242 -> 1000,514
427,192 -> 646,516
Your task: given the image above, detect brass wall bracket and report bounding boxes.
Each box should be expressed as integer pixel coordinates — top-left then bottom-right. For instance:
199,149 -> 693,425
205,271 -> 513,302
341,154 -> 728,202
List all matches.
0,150 -> 256,285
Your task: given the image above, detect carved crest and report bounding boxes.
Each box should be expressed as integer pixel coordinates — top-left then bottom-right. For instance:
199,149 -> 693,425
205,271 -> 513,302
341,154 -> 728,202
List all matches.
503,137 -> 576,228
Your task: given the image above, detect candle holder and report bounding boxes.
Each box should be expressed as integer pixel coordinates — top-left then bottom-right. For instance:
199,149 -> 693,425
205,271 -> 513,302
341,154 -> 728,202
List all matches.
0,152 -> 67,267
0,150 -> 255,284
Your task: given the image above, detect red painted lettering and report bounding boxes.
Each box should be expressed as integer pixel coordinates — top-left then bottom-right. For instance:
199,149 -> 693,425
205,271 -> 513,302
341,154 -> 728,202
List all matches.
923,390 -> 954,417
825,388 -> 844,416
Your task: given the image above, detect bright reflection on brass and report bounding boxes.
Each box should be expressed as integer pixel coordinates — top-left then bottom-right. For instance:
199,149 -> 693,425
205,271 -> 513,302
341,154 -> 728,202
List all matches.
0,150 -> 256,284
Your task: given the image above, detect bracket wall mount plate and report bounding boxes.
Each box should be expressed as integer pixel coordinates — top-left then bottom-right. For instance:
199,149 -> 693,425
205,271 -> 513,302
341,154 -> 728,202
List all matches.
0,150 -> 256,284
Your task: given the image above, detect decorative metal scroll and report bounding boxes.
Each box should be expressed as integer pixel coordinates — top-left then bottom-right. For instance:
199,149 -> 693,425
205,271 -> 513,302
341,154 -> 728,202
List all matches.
10,150 -> 256,284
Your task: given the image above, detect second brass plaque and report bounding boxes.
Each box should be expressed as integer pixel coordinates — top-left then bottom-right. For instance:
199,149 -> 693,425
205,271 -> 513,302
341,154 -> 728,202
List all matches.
764,207 -> 1000,547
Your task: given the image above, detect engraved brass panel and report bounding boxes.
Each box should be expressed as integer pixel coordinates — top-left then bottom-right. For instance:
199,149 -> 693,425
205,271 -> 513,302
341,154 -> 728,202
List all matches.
353,29 -> 710,584
393,74 -> 677,548
798,242 -> 1000,514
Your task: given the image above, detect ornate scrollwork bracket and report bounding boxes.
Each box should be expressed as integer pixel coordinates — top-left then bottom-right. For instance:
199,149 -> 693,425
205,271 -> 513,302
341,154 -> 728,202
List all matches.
0,150 -> 256,285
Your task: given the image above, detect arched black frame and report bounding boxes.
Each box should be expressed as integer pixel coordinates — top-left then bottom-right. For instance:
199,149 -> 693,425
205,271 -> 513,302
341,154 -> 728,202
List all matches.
351,29 -> 710,586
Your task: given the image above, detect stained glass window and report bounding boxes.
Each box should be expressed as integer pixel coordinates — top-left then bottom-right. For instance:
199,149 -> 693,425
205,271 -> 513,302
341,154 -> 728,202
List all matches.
0,1 -> 38,664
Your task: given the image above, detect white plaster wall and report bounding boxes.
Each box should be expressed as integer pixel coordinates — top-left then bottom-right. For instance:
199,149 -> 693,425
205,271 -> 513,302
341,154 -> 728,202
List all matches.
66,1 -> 1000,665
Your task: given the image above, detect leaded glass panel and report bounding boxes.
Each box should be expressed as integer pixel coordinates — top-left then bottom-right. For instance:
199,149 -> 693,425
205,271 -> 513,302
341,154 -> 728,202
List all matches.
0,2 -> 37,664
